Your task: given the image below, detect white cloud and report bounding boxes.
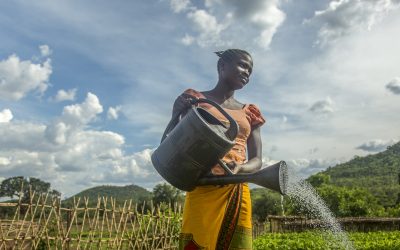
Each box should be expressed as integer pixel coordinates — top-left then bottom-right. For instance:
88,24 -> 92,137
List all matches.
187,9 -> 227,47
0,93 -> 161,196
263,10 -> 400,166
0,123 -> 50,152
61,92 -> 103,126
45,92 -> 103,145
386,77 -> 400,94
170,0 -> 191,13
287,158 -> 341,177
39,44 -> 52,57
2,0 -> 399,197
169,0 -> 286,49
356,139 -> 397,152
0,109 -> 13,123
53,130 -> 125,172
45,121 -> 68,145
0,54 -> 52,101
181,34 -> 195,46
107,106 -> 122,120
0,157 -> 10,166
309,97 -> 334,114
248,0 -> 286,48
95,148 -> 155,183
53,88 -> 77,102
306,0 -> 400,47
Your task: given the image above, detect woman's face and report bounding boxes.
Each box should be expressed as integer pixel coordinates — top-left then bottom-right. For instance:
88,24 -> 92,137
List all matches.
220,54 -> 253,90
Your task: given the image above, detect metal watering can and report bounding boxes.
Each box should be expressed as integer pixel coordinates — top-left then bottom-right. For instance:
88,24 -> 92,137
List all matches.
151,98 -> 288,195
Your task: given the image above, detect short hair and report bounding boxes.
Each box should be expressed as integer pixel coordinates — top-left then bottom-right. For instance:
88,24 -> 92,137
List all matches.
215,49 -> 252,72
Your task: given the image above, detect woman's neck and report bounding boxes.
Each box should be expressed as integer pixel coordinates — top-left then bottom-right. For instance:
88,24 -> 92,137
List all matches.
208,81 -> 235,102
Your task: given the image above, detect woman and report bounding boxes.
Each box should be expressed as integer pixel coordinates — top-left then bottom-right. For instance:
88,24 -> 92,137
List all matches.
171,49 -> 265,250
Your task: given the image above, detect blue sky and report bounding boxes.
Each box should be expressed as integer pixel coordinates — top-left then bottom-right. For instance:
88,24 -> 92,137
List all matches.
0,0 -> 399,197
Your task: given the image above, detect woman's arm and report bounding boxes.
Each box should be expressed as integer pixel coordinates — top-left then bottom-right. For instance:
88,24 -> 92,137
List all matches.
232,126 -> 263,174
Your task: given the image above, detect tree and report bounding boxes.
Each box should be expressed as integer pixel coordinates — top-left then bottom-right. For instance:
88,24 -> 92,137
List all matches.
252,191 -> 282,221
152,183 -> 184,207
0,176 -> 60,202
307,173 -> 331,188
316,185 -> 385,217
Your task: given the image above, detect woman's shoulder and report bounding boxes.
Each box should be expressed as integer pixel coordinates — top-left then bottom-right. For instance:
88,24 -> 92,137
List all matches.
182,88 -> 204,98
243,103 -> 266,127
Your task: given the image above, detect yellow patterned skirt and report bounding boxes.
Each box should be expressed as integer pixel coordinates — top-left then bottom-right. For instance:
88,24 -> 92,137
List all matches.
179,183 -> 253,250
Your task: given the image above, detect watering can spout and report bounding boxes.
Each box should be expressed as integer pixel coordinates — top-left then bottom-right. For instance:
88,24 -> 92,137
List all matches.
197,161 -> 288,195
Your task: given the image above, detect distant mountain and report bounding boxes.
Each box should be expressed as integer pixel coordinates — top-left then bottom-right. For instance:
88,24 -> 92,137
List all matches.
313,141 -> 400,207
62,184 -> 152,207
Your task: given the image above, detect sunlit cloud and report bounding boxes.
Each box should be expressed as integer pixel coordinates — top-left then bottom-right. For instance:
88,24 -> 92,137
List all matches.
287,158 -> 342,177
306,0 -> 400,47
0,53 -> 52,101
1,0 -> 399,196
0,93 -> 160,196
0,109 -> 13,123
169,0 -> 286,49
107,106 -> 122,120
52,88 -> 77,102
39,44 -> 52,57
169,0 -> 192,13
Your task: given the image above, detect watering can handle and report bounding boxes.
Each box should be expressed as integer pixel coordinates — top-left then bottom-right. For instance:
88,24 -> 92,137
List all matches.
217,159 -> 234,176
194,98 -> 239,141
161,98 -> 239,143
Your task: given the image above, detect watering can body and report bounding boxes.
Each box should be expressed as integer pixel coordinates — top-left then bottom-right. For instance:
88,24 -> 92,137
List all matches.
151,98 -> 288,194
151,98 -> 238,192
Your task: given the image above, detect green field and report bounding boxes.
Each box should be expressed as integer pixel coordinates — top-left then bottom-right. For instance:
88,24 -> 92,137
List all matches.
254,231 -> 400,250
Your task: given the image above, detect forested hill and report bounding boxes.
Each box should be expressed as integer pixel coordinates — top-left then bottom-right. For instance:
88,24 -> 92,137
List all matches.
317,141 -> 400,207
62,184 -> 152,207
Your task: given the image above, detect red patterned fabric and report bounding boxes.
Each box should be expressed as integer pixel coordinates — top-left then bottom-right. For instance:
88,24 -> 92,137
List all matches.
216,184 -> 243,249
245,104 -> 266,128
184,240 -> 201,250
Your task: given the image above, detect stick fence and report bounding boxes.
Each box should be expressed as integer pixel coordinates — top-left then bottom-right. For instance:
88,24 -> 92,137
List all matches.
4,193 -> 399,249
0,192 -> 181,250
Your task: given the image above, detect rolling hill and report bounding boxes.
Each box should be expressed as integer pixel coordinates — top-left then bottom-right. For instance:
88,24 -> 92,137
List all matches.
62,184 -> 152,207
312,141 -> 400,207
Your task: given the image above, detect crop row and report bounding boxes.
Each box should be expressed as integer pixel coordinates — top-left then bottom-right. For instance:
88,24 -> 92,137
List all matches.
253,231 -> 400,250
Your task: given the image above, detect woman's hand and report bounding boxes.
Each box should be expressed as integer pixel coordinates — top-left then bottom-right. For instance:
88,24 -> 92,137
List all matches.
163,93 -> 197,141
172,93 -> 196,116
226,161 -> 243,174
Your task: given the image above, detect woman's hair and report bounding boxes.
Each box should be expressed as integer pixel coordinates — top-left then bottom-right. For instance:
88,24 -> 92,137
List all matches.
215,49 -> 252,72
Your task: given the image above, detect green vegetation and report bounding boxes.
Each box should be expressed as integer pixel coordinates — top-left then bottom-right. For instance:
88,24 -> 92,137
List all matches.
322,142 -> 400,207
254,231 -> 400,250
0,176 -> 60,200
0,176 -> 60,216
251,188 -> 283,221
62,184 -> 152,208
61,183 -> 185,210
251,142 -> 400,218
152,183 -> 184,208
3,141 -> 399,219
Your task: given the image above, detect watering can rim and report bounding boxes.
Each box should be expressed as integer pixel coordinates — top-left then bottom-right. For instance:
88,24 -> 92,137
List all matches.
161,98 -> 239,143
